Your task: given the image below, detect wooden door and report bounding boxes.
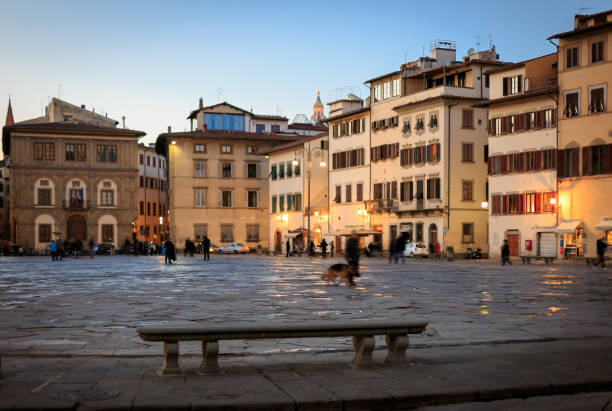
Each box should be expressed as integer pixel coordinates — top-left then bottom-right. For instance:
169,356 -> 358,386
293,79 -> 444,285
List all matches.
275,230 -> 281,253
507,233 -> 519,256
67,214 -> 87,241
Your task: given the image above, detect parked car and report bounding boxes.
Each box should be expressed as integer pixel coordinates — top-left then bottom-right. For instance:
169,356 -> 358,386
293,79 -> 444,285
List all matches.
93,243 -> 115,255
218,243 -> 250,254
404,242 -> 427,258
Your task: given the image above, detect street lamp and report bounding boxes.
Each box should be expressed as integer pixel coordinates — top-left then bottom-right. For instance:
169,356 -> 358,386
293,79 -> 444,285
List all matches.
302,141 -> 327,249
481,201 -> 488,209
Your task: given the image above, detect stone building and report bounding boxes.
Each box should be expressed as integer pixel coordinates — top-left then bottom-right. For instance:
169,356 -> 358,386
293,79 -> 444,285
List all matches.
549,9 -> 612,258
1,99 -> 144,251
135,143 -> 168,243
157,100 -> 300,251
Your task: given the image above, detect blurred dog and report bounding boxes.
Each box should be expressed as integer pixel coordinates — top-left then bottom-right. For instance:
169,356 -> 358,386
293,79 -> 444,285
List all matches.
322,263 -> 355,286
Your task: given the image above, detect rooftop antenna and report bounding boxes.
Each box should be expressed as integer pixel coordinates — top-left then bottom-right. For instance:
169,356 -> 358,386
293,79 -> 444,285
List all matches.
487,34 -> 494,49
475,35 -> 481,51
57,84 -> 61,99
422,46 -> 425,57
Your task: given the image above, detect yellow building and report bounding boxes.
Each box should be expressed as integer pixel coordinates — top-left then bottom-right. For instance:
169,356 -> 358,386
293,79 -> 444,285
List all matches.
135,143 -> 168,243
157,100 -> 300,251
549,10 -> 612,258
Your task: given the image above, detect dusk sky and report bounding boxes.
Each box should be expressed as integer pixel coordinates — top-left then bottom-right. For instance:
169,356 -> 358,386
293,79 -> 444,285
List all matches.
1,0 -> 609,144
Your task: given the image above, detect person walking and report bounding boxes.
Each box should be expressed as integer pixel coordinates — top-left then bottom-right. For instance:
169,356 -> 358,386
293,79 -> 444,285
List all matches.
501,239 -> 511,266
320,239 -> 328,258
57,238 -> 64,261
49,239 -> 58,261
330,241 -> 335,258
202,235 -> 211,261
308,240 -> 315,258
435,242 -> 441,259
595,235 -> 608,268
164,239 -> 176,264
395,232 -> 407,264
389,237 -> 396,264
345,230 -> 360,286
285,239 -> 290,257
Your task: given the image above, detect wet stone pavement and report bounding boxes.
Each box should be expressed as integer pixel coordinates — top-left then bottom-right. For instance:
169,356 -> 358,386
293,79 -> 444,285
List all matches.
0,254 -> 610,357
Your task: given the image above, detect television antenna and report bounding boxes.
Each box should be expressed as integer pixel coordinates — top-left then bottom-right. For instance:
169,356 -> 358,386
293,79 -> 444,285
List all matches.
475,35 -> 481,51
487,34 -> 494,49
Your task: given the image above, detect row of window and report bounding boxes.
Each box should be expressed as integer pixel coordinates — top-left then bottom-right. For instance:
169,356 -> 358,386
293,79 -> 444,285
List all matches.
139,176 -> 167,191
371,143 -> 399,162
558,144 -> 612,178
331,118 -> 366,138
271,193 -> 302,213
332,148 -> 365,170
400,143 -> 441,166
490,192 -> 557,215
564,86 -> 606,117
198,161 -> 262,179
564,40 -> 605,70
194,223 -> 260,243
373,78 -> 401,102
334,183 -> 364,203
489,109 -> 555,136
33,142 -> 117,162
139,201 -> 167,217
191,189 -> 261,208
35,179 -> 117,207
139,153 -> 165,169
270,162 -> 300,180
37,223 -> 115,243
371,116 -> 399,131
192,143 -> 257,155
488,149 -> 556,175
255,124 -> 281,133
400,113 -> 438,134
426,71 -> 467,89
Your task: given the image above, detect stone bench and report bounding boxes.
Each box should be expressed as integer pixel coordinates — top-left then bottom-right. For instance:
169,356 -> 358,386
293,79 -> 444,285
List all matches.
137,320 -> 428,376
520,256 -> 555,264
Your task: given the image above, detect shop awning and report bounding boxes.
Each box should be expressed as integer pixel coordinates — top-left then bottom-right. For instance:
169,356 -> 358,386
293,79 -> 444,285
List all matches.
555,220 -> 582,233
595,218 -> 612,230
329,228 -> 383,237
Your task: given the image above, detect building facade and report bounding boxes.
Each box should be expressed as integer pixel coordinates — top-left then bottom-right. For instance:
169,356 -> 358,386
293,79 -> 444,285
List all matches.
2,99 -> 143,251
550,10 -> 612,258
158,100 -> 300,251
328,42 -> 506,256
136,143 -> 168,243
480,54 -> 558,258
265,133 -> 329,254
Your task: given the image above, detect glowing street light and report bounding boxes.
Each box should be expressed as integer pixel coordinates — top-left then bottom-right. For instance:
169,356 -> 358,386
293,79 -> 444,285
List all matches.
481,201 -> 488,209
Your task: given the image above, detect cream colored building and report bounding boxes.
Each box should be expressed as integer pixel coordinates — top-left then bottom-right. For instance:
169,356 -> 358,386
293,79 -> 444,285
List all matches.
136,143 -> 168,243
327,42 -> 505,256
549,10 -> 612,258
2,99 -> 143,251
158,100 -> 300,251
264,133 -> 329,254
477,54 -> 558,258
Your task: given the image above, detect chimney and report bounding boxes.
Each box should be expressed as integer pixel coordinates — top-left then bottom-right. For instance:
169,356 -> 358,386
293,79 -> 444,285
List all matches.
81,104 -> 85,109
122,116 -> 126,128
199,97 -> 203,109
168,126 -> 172,133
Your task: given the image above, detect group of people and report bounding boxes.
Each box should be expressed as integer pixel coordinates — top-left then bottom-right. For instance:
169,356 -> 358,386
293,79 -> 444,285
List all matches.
286,239 -> 335,258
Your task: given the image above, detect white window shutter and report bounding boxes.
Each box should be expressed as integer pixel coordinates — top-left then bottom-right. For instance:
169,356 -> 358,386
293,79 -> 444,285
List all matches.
257,191 -> 262,208
256,163 -> 261,178
217,162 -> 222,177
217,190 -> 222,207
243,163 -> 247,178
203,161 -> 206,177
231,163 -> 235,178
243,190 -> 248,206
230,191 -> 234,207
203,189 -> 207,207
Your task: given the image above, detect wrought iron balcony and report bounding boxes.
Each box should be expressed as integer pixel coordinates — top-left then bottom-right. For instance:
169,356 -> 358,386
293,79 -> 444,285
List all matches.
63,200 -> 91,211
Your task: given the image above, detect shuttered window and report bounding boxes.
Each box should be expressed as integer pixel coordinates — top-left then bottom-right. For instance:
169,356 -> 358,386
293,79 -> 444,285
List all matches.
462,109 -> 474,128
356,183 -> 363,202
345,184 -> 352,203
589,87 -> 605,113
566,46 -> 579,69
565,92 -> 579,117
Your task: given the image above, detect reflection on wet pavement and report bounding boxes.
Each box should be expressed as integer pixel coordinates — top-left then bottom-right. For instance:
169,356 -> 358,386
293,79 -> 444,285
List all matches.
0,255 -> 611,355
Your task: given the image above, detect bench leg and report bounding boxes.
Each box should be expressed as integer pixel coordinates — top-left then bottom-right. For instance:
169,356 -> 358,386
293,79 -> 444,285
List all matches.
199,341 -> 221,374
385,334 -> 409,364
157,342 -> 182,376
351,335 -> 374,367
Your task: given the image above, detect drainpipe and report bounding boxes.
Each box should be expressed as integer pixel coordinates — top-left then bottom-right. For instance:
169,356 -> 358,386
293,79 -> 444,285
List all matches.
446,101 -> 459,252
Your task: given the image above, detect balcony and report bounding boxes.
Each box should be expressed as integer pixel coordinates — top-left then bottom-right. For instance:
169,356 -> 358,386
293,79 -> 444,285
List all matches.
63,200 -> 91,211
365,199 -> 395,214
393,199 -> 444,216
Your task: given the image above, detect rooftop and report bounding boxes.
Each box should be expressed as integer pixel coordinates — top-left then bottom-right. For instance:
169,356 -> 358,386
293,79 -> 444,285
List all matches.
260,132 -> 328,156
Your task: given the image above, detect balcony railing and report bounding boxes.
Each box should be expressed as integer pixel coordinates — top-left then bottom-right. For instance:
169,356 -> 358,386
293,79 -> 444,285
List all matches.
63,200 -> 91,210
365,199 -> 395,214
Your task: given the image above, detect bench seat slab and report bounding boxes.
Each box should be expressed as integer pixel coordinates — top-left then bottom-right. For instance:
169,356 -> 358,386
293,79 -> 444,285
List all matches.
158,342 -> 182,376
385,334 -> 409,364
352,335 -> 375,367
199,341 -> 221,374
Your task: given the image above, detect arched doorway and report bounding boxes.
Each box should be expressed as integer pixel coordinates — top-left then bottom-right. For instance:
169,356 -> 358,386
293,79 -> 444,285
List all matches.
67,214 -> 87,241
428,223 -> 438,246
275,229 -> 282,253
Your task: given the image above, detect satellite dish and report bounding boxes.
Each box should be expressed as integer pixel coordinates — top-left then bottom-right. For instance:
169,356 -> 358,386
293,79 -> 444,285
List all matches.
467,48 -> 475,55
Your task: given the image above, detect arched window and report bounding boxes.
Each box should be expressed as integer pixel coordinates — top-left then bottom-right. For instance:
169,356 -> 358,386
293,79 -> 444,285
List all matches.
65,178 -> 87,209
97,179 -> 118,207
35,214 -> 56,250
34,178 -> 55,207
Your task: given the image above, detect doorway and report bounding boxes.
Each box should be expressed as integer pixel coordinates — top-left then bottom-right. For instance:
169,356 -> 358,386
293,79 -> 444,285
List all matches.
275,230 -> 282,253
429,223 -> 438,246
67,214 -> 87,241
507,232 -> 519,256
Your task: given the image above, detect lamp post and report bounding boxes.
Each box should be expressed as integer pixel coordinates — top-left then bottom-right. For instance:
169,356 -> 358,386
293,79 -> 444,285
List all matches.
301,141 -> 326,250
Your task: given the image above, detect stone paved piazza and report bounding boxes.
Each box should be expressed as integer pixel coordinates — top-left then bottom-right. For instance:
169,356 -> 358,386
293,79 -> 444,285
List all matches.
1,255 -> 610,357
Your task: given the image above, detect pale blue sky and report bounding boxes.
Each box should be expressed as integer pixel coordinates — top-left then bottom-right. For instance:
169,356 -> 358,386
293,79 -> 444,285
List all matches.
1,1 -> 609,144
